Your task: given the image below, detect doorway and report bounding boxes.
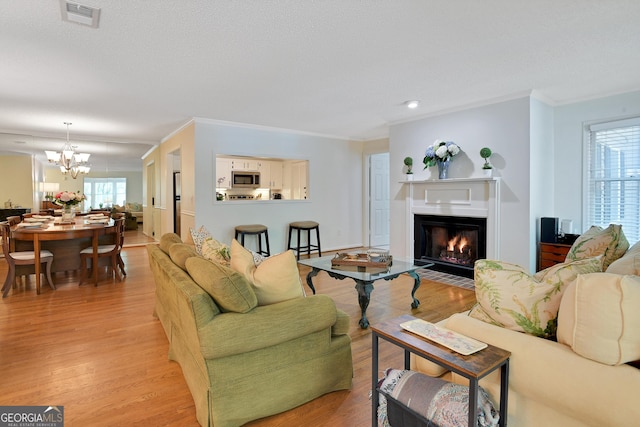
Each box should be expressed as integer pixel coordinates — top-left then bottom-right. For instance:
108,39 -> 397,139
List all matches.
168,149 -> 182,236
369,152 -> 390,248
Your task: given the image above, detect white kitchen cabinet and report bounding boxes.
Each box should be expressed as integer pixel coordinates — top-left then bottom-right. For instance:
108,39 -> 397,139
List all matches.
269,161 -> 283,189
216,158 -> 232,189
230,159 -> 258,171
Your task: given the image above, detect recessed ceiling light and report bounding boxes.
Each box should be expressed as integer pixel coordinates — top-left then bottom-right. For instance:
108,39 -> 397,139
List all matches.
406,100 -> 420,109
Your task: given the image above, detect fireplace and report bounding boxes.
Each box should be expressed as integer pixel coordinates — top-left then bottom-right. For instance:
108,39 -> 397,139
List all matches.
414,214 -> 487,278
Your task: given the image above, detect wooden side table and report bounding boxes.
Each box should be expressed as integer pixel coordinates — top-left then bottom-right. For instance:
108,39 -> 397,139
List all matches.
371,314 -> 511,427
538,242 -> 571,271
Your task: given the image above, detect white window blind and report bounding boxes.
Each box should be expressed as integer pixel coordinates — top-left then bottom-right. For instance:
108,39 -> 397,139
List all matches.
585,118 -> 640,243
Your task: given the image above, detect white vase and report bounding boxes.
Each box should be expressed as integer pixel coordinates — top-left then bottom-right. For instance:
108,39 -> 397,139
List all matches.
406,174 -> 414,181
482,168 -> 493,177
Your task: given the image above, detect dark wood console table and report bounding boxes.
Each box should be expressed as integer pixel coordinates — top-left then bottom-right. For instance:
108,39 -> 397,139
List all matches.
0,208 -> 30,222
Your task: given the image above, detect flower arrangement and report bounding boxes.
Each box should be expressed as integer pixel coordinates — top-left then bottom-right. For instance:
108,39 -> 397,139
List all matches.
423,140 -> 461,169
53,191 -> 86,207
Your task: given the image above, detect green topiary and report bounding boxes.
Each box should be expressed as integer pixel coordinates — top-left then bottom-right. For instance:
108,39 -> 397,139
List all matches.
403,156 -> 413,174
480,147 -> 493,169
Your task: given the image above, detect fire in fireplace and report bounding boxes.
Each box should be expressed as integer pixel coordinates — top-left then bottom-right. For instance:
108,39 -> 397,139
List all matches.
414,214 -> 487,278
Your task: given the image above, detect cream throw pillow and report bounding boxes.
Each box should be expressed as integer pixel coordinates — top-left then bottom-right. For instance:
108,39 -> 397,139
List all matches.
606,240 -> 640,275
565,224 -> 629,270
557,273 -> 640,365
230,239 -> 304,305
472,257 -> 602,337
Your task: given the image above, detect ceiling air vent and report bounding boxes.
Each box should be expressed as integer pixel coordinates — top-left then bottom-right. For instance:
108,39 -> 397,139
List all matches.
60,0 -> 101,28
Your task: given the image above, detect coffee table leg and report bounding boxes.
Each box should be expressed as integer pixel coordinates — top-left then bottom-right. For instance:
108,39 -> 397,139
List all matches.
305,268 -> 319,294
354,280 -> 374,329
407,270 -> 421,308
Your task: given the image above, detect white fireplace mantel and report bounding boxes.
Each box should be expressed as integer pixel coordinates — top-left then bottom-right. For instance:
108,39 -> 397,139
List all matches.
403,177 -> 501,260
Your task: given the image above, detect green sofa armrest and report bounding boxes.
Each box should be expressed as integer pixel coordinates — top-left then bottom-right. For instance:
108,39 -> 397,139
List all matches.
199,294 -> 340,359
332,308 -> 350,336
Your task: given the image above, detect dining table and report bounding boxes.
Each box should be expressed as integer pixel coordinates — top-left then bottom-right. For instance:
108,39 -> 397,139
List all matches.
11,215 -> 116,293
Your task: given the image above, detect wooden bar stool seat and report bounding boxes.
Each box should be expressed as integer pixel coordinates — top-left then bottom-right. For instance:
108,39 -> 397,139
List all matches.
287,221 -> 321,260
234,224 -> 270,257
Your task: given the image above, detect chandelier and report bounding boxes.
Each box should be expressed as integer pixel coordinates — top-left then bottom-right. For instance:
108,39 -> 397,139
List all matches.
45,122 -> 91,179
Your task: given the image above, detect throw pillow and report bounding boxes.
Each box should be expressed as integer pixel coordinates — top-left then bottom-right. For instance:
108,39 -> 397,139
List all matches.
565,224 -> 629,270
606,240 -> 640,275
557,273 -> 640,365
189,225 -> 212,255
169,243 -> 199,270
472,257 -> 602,338
201,238 -> 231,266
185,256 -> 257,313
229,239 -> 305,305
159,233 -> 183,254
377,368 -> 499,427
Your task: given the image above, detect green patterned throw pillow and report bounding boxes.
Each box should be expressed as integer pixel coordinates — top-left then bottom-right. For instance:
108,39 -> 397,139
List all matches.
472,257 -> 602,338
565,224 -> 629,270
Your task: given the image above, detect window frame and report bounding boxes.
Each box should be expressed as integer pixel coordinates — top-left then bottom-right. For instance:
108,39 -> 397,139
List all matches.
583,116 -> 640,243
83,177 -> 127,210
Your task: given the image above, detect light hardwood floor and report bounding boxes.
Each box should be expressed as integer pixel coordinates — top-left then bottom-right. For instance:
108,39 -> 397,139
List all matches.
0,239 -> 476,426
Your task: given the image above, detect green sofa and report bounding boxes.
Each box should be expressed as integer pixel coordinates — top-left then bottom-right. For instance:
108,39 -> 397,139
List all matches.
147,233 -> 353,426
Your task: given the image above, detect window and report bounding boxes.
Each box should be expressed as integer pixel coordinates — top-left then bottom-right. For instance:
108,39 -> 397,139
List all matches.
84,177 -> 127,209
585,118 -> 640,243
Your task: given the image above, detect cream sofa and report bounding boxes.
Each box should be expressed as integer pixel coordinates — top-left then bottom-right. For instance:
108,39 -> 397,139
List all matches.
413,227 -> 640,426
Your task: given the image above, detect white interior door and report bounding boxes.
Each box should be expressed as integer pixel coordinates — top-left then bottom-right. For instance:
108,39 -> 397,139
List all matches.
369,153 -> 390,247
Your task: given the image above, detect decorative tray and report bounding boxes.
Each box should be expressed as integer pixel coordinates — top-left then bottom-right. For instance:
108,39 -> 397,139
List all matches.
400,318 -> 488,355
331,251 -> 392,268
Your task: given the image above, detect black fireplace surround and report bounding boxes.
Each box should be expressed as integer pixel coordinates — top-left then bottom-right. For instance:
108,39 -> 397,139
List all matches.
414,214 -> 487,278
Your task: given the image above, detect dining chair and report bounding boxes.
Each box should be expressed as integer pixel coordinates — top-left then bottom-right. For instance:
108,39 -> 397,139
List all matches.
22,213 -> 34,219
78,218 -> 126,286
1,221 -> 55,297
6,216 -> 21,226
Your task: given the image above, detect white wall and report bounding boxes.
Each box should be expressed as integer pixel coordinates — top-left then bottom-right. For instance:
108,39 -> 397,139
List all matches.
193,119 -> 364,254
389,97 -> 535,269
554,90 -> 640,234
529,97 -> 555,270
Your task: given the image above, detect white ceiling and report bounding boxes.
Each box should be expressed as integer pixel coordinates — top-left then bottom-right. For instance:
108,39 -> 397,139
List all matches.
1,1 -> 639,171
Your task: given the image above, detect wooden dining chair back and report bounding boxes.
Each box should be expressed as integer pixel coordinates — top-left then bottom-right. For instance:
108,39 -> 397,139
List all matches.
1,221 -> 55,297
6,216 -> 21,226
78,218 -> 126,286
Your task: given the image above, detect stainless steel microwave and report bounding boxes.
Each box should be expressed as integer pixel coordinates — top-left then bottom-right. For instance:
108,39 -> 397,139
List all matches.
232,171 -> 261,188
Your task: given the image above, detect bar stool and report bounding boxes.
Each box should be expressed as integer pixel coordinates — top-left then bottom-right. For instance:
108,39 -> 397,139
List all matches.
234,224 -> 270,257
287,221 -> 321,260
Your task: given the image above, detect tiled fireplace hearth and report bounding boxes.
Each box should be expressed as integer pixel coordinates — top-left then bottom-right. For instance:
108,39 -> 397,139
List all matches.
404,177 -> 501,277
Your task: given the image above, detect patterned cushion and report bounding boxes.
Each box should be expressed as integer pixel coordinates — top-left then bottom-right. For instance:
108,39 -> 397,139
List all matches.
557,273 -> 640,365
201,238 -> 231,266
606,240 -> 640,275
377,369 -> 499,427
189,225 -> 212,255
229,239 -> 304,305
565,224 -> 629,270
472,257 -> 602,338
185,256 -> 257,313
